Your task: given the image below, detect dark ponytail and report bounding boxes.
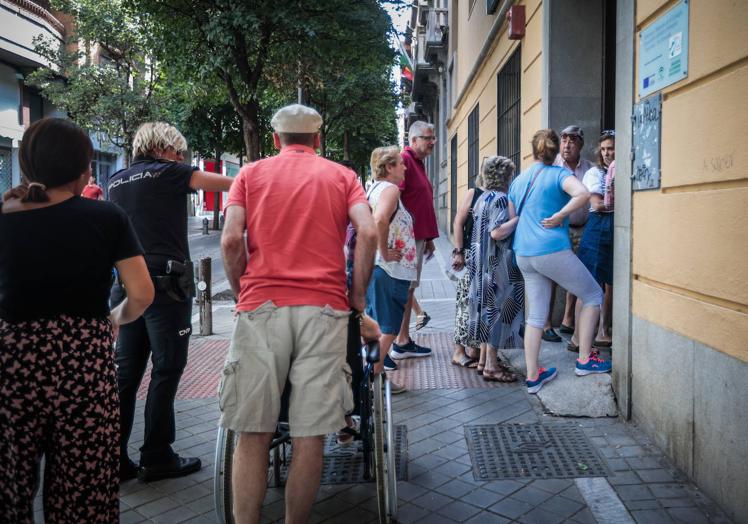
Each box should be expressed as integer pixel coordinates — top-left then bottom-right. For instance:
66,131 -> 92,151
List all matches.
5,118 -> 94,203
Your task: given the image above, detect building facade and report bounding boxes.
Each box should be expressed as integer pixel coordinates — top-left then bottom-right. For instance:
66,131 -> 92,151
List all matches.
0,0 -> 126,196
407,1 -> 747,521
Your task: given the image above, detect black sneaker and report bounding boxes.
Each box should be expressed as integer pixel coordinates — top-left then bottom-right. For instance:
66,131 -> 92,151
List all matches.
541,328 -> 562,342
138,455 -> 201,482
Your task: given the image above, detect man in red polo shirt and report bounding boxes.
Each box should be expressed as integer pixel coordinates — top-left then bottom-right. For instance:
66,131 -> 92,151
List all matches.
388,120 -> 439,364
220,104 -> 377,523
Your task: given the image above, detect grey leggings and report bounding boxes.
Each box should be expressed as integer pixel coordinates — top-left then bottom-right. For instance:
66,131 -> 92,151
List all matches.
517,250 -> 603,329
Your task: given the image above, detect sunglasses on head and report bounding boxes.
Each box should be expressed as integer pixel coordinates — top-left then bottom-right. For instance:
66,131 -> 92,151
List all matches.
600,130 -> 616,139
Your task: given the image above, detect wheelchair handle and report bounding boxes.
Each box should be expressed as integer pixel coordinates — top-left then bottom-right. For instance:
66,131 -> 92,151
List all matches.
365,341 -> 380,364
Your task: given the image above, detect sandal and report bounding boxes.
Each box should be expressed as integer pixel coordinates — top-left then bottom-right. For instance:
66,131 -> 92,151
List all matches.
451,354 -> 478,368
336,416 -> 361,446
476,363 -> 485,375
482,365 -> 518,383
415,312 -> 431,330
594,339 -> 612,347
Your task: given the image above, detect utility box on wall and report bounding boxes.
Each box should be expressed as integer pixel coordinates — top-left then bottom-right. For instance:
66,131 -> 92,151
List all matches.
508,6 -> 525,40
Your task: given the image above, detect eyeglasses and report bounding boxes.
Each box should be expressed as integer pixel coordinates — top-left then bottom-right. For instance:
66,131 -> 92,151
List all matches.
416,135 -> 437,142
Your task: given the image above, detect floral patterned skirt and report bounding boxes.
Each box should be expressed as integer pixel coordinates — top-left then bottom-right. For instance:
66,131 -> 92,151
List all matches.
0,314 -> 119,523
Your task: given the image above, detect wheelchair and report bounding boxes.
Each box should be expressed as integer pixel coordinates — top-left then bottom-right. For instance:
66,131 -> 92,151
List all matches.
214,321 -> 398,523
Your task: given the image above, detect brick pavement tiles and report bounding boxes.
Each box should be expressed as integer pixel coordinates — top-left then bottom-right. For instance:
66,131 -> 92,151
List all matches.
29,231 -> 731,523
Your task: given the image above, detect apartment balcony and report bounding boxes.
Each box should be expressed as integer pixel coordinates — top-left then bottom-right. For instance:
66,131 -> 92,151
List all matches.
0,0 -> 65,69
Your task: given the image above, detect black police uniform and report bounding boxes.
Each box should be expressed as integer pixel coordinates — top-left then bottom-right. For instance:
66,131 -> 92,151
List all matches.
109,156 -> 198,472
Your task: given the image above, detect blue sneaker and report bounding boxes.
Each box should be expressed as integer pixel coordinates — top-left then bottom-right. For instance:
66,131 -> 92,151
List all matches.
383,354 -> 398,371
575,352 -> 612,376
390,339 -> 432,360
526,367 -> 557,394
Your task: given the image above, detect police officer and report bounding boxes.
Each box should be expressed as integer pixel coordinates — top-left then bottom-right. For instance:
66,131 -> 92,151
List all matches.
109,122 -> 233,482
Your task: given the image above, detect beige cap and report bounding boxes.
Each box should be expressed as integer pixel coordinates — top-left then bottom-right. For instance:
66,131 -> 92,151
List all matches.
271,104 -> 322,133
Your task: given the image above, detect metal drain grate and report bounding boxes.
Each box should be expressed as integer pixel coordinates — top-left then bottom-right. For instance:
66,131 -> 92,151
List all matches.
270,425 -> 408,485
464,423 -> 608,480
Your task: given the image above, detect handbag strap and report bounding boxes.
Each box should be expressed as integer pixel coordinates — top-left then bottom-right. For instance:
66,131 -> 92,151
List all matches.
516,165 -> 545,217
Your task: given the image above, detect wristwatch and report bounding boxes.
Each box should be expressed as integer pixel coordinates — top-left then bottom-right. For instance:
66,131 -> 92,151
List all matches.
452,247 -> 465,256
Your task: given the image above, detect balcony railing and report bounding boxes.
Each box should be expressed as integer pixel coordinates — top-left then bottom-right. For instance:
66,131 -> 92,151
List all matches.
7,0 -> 65,34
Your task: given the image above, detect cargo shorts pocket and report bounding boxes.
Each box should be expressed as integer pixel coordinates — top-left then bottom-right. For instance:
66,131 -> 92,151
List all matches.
320,305 -> 350,336
218,360 -> 239,411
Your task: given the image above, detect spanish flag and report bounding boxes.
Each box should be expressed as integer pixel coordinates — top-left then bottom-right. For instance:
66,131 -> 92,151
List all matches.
398,39 -> 414,82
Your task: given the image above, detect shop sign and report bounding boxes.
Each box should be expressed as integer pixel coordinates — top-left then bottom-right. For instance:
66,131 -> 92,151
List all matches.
638,0 -> 689,98
632,93 -> 661,191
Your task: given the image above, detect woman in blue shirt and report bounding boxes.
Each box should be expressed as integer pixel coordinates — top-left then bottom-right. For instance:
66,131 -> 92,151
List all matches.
507,129 -> 611,394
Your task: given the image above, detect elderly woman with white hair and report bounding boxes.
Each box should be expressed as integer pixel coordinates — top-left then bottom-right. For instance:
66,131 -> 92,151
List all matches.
466,156 -> 524,382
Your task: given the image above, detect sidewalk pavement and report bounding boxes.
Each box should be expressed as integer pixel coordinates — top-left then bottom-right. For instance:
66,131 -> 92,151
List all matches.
101,231 -> 732,524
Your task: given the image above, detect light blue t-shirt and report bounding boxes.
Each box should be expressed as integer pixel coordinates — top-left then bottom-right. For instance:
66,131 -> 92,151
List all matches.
508,162 -> 573,257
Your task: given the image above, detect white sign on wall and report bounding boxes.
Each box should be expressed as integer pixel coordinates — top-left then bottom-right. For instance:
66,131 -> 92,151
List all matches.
638,0 -> 689,98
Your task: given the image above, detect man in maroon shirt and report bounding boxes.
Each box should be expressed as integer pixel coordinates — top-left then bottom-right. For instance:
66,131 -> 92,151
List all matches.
388,121 -> 439,364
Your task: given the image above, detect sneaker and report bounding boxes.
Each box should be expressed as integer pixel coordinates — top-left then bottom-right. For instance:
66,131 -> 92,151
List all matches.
575,351 -> 612,376
389,379 -> 407,395
391,339 -> 432,359
541,328 -> 562,342
383,354 -> 398,371
526,367 -> 557,394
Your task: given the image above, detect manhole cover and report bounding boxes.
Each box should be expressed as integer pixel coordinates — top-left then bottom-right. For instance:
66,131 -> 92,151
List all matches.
464,423 -> 608,480
270,425 -> 408,485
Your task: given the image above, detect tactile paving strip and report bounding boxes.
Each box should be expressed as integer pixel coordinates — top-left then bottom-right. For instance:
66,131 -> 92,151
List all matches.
465,423 -> 608,480
137,338 -> 229,400
270,425 -> 408,485
388,332 -> 519,389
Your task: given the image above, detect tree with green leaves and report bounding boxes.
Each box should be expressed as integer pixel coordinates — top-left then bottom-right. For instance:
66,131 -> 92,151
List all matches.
169,80 -> 244,228
134,0 -> 399,164
27,0 -> 168,161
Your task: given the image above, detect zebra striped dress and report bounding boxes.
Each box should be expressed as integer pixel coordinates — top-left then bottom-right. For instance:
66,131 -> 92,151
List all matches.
466,191 -> 525,349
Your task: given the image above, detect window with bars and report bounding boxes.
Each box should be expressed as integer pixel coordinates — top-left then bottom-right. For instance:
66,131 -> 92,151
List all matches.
450,135 -> 458,232
467,104 -> 479,189
497,47 -> 521,170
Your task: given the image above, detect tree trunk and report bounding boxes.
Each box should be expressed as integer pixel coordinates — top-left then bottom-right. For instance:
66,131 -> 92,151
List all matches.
212,150 -> 222,230
343,130 -> 349,161
242,112 -> 261,161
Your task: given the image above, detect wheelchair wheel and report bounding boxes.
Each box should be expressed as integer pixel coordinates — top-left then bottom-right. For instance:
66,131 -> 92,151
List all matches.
214,426 -> 236,524
373,373 -> 398,523
384,377 -> 398,521
372,373 -> 388,523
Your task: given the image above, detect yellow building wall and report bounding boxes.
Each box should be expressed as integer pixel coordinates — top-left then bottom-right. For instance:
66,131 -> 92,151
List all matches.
632,0 -> 748,362
447,0 -> 543,227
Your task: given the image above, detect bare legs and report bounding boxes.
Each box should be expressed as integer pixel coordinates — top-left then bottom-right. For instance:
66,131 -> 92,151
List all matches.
598,284 -> 613,342
523,325 -> 543,381
232,433 -> 324,524
395,289 -> 415,346
232,433 -> 273,524
562,291 -> 577,330
571,285 -> 612,347
284,436 -> 325,524
412,296 -> 424,317
543,284 -> 556,332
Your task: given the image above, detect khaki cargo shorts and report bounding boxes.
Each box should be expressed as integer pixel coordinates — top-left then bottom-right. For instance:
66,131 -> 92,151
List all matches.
218,301 -> 353,437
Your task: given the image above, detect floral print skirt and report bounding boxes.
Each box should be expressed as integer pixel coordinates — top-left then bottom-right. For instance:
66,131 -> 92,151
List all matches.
0,314 -> 119,523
